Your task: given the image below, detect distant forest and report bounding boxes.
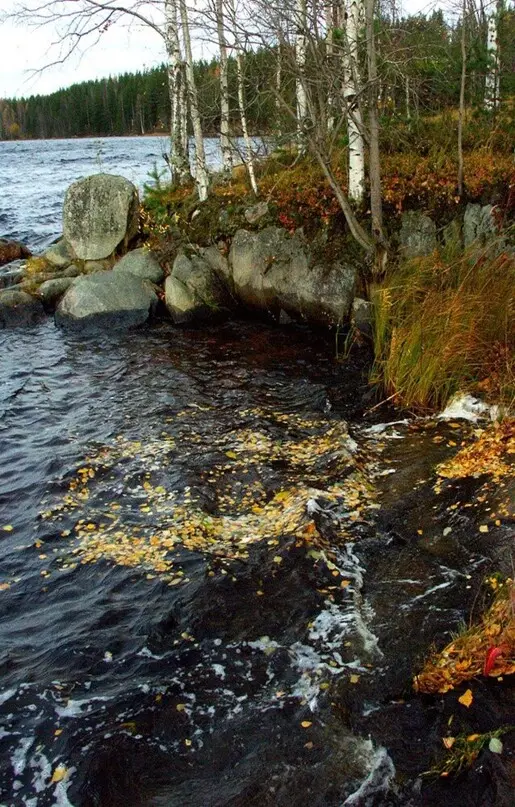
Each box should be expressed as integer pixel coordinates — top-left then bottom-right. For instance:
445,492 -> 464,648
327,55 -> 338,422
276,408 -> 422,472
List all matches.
0,52 -> 279,140
1,9 -> 514,142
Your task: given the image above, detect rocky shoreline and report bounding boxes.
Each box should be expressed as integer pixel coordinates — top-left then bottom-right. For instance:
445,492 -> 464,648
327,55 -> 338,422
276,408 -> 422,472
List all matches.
0,171 -> 501,333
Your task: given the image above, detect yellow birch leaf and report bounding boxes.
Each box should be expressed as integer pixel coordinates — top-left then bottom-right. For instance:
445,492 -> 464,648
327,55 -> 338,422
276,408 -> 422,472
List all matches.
458,689 -> 473,707
349,674 -> 360,684
442,737 -> 455,749
301,721 -> 312,728
51,765 -> 67,783
2,525 -> 13,532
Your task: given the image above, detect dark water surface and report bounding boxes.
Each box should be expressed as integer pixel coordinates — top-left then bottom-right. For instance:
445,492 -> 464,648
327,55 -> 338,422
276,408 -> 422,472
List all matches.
1,318 -> 513,806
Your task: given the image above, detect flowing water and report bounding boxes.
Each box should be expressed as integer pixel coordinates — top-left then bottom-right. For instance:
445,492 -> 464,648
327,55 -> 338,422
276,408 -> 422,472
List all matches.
0,139 -> 513,806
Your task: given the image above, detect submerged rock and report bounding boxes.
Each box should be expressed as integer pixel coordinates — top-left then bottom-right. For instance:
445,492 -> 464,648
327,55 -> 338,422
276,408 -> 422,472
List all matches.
113,247 -> 164,284
63,173 -> 139,261
229,227 -> 356,325
0,289 -> 44,327
165,251 -> 233,324
56,271 -> 157,330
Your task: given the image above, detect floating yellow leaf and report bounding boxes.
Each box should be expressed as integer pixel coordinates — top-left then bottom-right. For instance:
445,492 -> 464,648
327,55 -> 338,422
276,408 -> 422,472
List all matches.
478,525 -> 489,533
51,765 -> 67,783
2,525 -> 13,532
301,721 -> 312,728
176,703 -> 186,712
458,689 -> 473,707
273,555 -> 283,564
349,674 -> 360,684
0,583 -> 10,591
225,451 -> 237,459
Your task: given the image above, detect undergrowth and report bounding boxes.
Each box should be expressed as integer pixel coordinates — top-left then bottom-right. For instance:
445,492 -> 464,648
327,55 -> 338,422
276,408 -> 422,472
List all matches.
371,240 -> 515,411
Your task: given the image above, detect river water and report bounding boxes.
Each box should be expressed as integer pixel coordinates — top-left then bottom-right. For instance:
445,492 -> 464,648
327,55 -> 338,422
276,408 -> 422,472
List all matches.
0,139 -> 513,806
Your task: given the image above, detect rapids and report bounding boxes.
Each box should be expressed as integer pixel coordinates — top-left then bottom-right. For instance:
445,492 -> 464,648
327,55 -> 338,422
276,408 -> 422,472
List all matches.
0,318 -> 513,806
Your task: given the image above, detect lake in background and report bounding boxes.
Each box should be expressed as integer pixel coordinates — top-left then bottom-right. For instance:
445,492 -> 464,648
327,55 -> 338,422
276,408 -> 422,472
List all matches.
0,135 -> 265,251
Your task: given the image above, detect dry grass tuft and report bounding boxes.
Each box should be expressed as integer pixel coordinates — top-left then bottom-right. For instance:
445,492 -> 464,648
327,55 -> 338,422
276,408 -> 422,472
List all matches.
371,243 -> 515,411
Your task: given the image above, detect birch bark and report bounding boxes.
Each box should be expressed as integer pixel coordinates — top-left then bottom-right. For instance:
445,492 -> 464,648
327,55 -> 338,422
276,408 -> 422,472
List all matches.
484,3 -> 500,110
179,0 -> 209,201
343,0 -> 365,204
165,0 -> 190,183
215,0 -> 233,172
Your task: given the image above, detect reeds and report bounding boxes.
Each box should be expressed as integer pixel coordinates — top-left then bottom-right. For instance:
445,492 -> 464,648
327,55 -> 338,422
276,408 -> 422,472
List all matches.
371,237 -> 515,411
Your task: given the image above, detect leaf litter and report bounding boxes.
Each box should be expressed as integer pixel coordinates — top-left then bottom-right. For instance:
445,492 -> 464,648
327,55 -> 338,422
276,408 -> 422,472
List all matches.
36,406 -> 381,584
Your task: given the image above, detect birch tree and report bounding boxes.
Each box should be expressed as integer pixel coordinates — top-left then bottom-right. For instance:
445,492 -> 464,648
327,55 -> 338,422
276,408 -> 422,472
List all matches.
484,0 -> 500,110
215,0 -> 234,172
228,0 -> 259,194
295,0 -> 308,144
180,0 -> 210,200
342,0 -> 366,205
165,0 -> 191,184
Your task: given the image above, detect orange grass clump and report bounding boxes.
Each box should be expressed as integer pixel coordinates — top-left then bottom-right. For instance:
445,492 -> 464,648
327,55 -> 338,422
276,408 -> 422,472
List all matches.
414,578 -> 515,694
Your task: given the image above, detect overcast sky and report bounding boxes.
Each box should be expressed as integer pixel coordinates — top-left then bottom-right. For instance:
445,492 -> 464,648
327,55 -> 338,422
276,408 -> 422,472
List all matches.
0,0 -> 446,99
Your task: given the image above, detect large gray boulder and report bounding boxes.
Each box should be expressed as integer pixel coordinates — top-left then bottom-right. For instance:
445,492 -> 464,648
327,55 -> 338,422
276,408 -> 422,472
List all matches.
63,174 -> 139,261
165,251 -> 232,324
56,271 -> 157,330
399,211 -> 437,258
229,227 -> 356,325
113,247 -> 164,284
0,289 -> 44,327
463,203 -> 497,247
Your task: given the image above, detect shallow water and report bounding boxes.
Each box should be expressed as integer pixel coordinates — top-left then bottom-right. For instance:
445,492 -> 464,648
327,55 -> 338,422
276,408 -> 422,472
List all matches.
1,317 -> 512,807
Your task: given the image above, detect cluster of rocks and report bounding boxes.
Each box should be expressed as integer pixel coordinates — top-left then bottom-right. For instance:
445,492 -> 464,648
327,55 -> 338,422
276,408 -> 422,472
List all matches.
0,173 -> 359,332
0,172 -> 503,332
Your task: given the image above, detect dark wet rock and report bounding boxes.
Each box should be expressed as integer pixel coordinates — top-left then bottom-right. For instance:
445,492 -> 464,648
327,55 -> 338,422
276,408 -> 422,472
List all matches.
0,289 -> 45,327
0,259 -> 26,289
351,297 -> 373,336
42,238 -> 75,269
56,271 -> 157,330
399,211 -> 437,258
0,238 -> 31,268
165,250 -> 233,325
229,227 -> 356,326
198,244 -> 232,287
63,173 -> 139,261
113,247 -> 164,285
38,277 -> 76,308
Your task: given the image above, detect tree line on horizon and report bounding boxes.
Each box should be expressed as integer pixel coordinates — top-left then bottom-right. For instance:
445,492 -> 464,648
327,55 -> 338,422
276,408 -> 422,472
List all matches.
1,8 -> 513,145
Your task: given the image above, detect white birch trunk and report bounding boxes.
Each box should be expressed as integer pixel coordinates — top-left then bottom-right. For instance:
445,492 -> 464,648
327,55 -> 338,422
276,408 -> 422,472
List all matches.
343,0 -> 365,204
180,0 -> 209,201
326,3 -> 335,132
228,0 -> 258,195
295,0 -> 308,145
484,4 -> 500,110
165,0 -> 190,183
215,0 -> 233,172
275,42 -> 283,137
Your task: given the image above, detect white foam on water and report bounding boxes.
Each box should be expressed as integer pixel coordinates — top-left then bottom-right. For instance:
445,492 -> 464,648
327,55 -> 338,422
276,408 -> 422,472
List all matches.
342,745 -> 396,806
0,688 -> 16,706
438,394 -> 499,422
